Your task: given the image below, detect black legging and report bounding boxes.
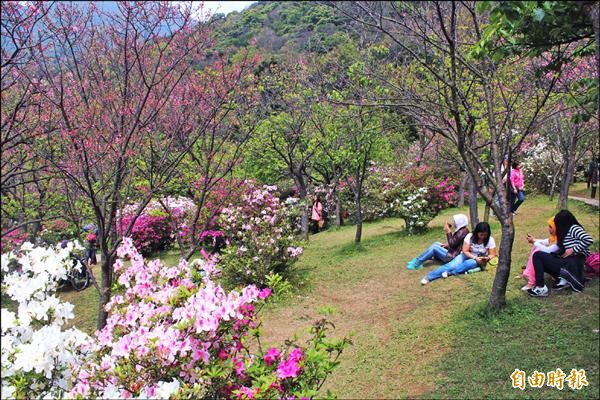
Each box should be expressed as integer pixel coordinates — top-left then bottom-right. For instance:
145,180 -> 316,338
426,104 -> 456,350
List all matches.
311,219 -> 320,234
532,252 -> 583,287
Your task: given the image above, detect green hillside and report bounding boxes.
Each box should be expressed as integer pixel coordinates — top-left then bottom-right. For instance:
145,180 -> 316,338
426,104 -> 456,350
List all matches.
210,1 -> 356,56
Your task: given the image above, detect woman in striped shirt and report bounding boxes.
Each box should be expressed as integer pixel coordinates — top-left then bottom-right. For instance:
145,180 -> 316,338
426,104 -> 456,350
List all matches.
528,210 -> 593,297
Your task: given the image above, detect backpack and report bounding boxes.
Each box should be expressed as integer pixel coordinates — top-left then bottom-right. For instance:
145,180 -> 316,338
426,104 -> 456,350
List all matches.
584,252 -> 600,278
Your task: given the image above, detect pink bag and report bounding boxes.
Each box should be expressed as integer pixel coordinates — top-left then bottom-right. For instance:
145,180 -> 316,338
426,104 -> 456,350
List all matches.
584,252 -> 600,278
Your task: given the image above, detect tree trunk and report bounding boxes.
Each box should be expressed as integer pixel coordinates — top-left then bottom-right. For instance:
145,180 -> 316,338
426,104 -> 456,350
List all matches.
457,172 -> 468,208
558,152 -> 577,210
96,249 -> 113,329
354,184 -> 363,245
548,165 -> 562,201
298,184 -> 310,240
483,203 -> 490,223
487,219 -> 515,311
29,220 -> 42,243
334,191 -> 341,228
468,175 -> 479,228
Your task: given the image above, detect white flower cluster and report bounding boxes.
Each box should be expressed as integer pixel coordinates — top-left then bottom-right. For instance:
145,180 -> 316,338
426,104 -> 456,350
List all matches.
119,196 -> 196,218
1,241 -> 90,399
394,187 -> 430,233
520,139 -> 561,194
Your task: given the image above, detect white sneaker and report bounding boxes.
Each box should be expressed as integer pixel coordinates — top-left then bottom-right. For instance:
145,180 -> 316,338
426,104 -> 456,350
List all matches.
420,278 -> 429,285
527,285 -> 549,297
552,278 -> 570,291
442,271 -> 449,278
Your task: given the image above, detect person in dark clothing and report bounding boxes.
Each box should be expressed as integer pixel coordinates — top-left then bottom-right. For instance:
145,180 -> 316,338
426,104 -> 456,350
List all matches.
85,233 -> 98,266
406,214 -> 469,270
588,157 -> 599,199
528,210 -> 593,297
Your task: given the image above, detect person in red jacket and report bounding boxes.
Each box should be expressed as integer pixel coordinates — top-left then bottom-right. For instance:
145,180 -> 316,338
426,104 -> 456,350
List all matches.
85,232 -> 98,266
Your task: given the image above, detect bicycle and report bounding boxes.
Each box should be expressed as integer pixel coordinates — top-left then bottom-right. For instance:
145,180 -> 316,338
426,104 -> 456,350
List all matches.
58,253 -> 91,291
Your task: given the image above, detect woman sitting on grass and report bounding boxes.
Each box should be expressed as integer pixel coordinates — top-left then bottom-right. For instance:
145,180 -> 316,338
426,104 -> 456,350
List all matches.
527,210 -> 593,297
406,214 -> 469,270
521,217 -> 559,291
421,222 -> 496,285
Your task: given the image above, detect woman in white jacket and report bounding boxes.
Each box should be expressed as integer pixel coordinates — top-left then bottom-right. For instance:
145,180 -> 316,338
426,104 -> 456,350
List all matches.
521,217 -> 559,291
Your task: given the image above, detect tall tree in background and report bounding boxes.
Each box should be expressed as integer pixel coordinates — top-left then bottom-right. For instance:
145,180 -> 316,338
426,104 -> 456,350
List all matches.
1,2 -> 53,238
479,1 -> 598,208
478,1 -> 598,122
140,50 -> 260,261
250,59 -> 321,238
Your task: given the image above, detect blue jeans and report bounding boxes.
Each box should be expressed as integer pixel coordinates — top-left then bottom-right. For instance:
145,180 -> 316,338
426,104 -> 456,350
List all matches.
416,242 -> 449,263
511,190 -> 525,212
427,253 -> 479,281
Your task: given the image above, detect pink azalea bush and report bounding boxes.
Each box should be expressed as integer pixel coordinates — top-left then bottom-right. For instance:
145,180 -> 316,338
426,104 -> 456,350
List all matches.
0,228 -> 29,253
67,238 -> 346,399
217,184 -> 304,287
341,164 -> 458,232
118,197 -> 196,255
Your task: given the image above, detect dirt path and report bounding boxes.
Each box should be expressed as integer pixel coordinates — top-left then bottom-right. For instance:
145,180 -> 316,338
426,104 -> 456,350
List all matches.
569,195 -> 599,207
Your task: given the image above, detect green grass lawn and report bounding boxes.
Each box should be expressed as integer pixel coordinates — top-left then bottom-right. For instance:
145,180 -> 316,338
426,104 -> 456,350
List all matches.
59,195 -> 599,398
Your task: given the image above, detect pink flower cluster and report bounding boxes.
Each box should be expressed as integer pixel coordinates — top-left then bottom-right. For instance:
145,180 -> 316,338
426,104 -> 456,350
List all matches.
276,348 -> 304,379
69,238 -> 310,399
118,197 -> 196,254
0,228 -> 29,253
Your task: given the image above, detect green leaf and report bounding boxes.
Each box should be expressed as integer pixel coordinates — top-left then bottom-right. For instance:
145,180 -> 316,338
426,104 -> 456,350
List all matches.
532,8 -> 545,22
477,1 -> 492,13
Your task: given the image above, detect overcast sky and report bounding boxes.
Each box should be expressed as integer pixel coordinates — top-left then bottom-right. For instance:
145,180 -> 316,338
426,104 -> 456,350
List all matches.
201,1 -> 257,16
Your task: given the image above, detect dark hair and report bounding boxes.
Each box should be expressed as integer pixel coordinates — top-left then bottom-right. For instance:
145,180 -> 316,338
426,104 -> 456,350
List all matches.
511,161 -> 520,168
554,210 -> 583,249
471,222 -> 491,246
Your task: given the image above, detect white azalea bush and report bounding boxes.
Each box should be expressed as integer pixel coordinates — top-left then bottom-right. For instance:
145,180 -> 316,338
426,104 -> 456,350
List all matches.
391,187 -> 432,234
520,139 -> 561,195
1,241 -> 90,399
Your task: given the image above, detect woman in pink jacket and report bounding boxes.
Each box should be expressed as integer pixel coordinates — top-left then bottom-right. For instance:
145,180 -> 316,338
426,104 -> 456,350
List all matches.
510,161 -> 525,215
311,194 -> 324,233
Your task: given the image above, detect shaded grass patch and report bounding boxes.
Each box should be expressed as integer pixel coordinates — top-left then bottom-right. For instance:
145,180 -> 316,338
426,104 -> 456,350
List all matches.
426,287 -> 599,399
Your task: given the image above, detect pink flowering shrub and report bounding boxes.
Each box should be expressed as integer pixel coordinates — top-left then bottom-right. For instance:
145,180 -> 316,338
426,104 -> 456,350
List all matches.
341,164 -> 458,232
0,228 -> 29,253
218,184 -> 304,287
68,238 -> 347,399
118,197 -> 196,255
118,211 -> 172,255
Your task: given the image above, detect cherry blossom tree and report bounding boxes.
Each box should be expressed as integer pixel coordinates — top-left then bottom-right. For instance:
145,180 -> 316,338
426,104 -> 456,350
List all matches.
15,1 -> 255,328
1,2 -> 53,238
